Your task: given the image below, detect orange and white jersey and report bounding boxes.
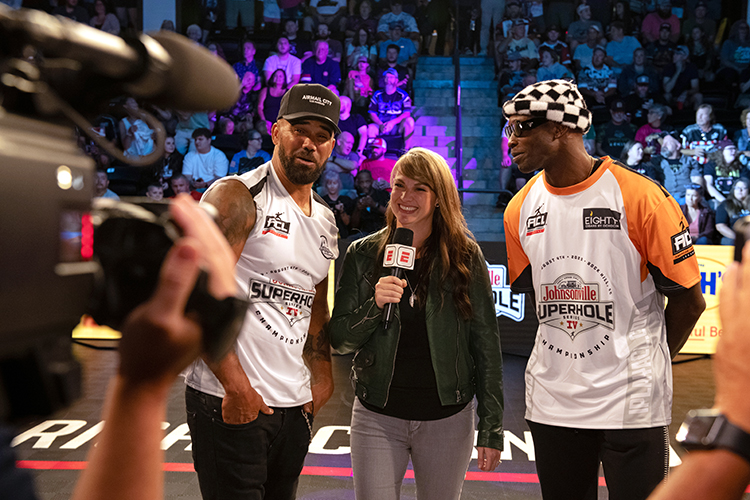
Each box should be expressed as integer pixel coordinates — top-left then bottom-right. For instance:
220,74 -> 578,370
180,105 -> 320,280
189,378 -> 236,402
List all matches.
503,157 -> 700,429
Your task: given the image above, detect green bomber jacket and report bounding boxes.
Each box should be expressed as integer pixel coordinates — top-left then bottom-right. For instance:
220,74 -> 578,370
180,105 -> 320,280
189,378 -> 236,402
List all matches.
329,230 -> 505,451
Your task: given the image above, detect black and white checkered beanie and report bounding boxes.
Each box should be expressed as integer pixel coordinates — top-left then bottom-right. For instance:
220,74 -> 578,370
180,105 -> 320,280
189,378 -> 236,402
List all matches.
502,79 -> 592,134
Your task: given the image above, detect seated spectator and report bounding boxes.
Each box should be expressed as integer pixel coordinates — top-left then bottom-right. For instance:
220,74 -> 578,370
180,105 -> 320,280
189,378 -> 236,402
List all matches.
144,183 -> 164,201
263,37 -> 302,88
349,169 -> 390,238
717,20 -> 750,95
283,19 -> 313,61
734,108 -> 750,151
644,24 -> 678,74
174,111 -> 210,155
160,19 -> 175,31
320,170 -> 354,238
157,135 -> 184,191
536,46 -> 573,81
186,24 -> 204,45
681,104 -> 728,167
498,0 -> 527,39
211,117 -> 242,162
89,0 -> 120,35
345,0 -> 379,39
314,23 -> 344,62
338,95 -> 369,158
621,139 -> 649,174
610,0 -> 639,36
360,137 -> 397,189
618,47 -> 661,96
681,1 -> 716,46
566,4 -> 603,52
228,71 -> 260,123
233,40 -> 262,90
347,28 -> 378,70
303,0 -> 347,34
368,68 -> 415,149
377,45 -> 411,90
346,57 -> 375,112
635,103 -> 671,149
606,21 -> 642,75
578,47 -> 618,109
704,140 -> 750,202
496,19 -> 539,68
182,128 -> 229,191
572,25 -> 605,74
378,22 -> 418,66
662,45 -> 703,110
324,131 -> 359,190
53,0 -> 90,24
655,133 -> 704,204
207,41 -> 227,61
681,184 -> 716,244
626,77 -> 667,127
119,97 -> 155,158
539,25 -> 572,68
715,177 -> 750,244
169,174 -> 202,200
301,40 -> 342,90
642,0 -> 680,44
94,169 -> 120,200
229,130 -> 271,175
498,53 -> 530,102
377,0 -> 420,41
258,69 -> 289,135
596,98 -> 637,158
686,25 -> 716,82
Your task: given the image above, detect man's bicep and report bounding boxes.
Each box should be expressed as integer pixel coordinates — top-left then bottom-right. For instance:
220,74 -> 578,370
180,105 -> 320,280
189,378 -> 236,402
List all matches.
202,180 -> 256,261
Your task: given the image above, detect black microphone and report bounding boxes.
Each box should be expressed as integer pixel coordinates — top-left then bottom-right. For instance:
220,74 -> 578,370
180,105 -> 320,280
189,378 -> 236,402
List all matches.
382,228 -> 415,330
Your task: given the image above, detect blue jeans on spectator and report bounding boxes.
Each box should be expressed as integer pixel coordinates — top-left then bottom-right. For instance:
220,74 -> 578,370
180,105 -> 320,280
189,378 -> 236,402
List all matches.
185,386 -> 312,500
350,398 -> 475,500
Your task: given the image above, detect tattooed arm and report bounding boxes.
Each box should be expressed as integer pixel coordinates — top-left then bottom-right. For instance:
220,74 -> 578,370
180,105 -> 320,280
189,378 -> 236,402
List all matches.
302,278 -> 334,417
202,180 -> 257,262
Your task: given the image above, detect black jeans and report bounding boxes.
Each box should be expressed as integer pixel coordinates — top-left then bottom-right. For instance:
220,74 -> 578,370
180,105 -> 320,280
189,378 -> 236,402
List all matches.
186,386 -> 313,500
526,420 -> 668,500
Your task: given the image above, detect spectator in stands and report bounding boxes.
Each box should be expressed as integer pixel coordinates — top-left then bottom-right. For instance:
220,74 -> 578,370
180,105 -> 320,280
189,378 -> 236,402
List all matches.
301,40 -> 342,90
360,137 -> 397,189
324,131 -> 359,189
186,24 -> 204,45
572,25 -> 605,74
182,128 -> 229,191
94,169 -> 119,199
145,183 -> 164,201
681,104 -> 728,167
229,130 -> 271,175
611,0 -> 639,36
536,46 -> 573,81
169,174 -> 202,200
304,0 -> 347,33
211,117 -> 242,163
282,19 -> 313,61
496,19 -> 538,68
539,25 -> 572,68
228,71 -> 260,124
339,95 -> 369,158
567,4 -> 603,52
53,0 -> 90,24
174,111 -> 210,155
416,0 -> 452,56
346,56 -> 375,111
346,0 -> 378,39
645,23 -> 678,74
656,133 -> 703,204
544,0 -> 574,33
578,47 -> 618,109
233,41 -> 262,91
263,37 -> 302,88
681,184 -> 716,244
321,170 -> 354,238
642,0 -> 680,43
635,103 -> 670,146
596,98 -> 637,157
261,0 -> 281,31
258,69 -> 288,136
347,28 -> 378,70
704,140 -> 750,202
377,45 -> 411,90
606,21 -> 642,75
369,68 -> 415,149
479,0 -> 506,57
621,140 -> 662,181
716,177 -> 750,244
626,76 -> 667,127
349,169 -> 390,237
681,1 -> 716,45
662,45 -> 703,110
377,0 -> 420,41
498,52 -> 527,102
160,19 -> 175,31
158,135 -> 183,188
687,25 -> 716,83
89,0 -> 120,35
717,20 -> 750,95
119,97 -> 154,158
498,0 -> 527,39
315,23 -> 344,62
379,22 -> 418,66
735,108 -> 750,151
619,48 -> 659,96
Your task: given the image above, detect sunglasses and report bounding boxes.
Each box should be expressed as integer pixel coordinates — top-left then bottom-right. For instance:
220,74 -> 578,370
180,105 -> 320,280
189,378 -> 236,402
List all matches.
504,117 -> 548,138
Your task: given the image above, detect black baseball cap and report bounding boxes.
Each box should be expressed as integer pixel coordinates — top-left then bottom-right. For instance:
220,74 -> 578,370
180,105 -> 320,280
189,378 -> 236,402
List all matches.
277,84 -> 341,135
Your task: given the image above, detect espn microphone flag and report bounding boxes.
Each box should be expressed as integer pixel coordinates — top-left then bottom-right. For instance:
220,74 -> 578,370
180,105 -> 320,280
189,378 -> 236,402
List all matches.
382,228 -> 415,329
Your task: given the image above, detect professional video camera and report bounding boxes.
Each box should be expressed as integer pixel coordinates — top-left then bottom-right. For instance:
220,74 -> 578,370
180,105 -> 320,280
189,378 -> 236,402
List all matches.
0,6 -> 241,423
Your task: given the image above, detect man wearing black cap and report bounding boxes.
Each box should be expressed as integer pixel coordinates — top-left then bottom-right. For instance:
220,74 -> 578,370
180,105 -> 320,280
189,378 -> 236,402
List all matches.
183,83 -> 341,500
502,79 -> 705,500
596,98 -> 637,157
644,22 -> 678,73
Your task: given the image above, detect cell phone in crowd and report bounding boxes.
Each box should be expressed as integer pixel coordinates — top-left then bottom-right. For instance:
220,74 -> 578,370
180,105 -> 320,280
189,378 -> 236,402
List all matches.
733,216 -> 750,262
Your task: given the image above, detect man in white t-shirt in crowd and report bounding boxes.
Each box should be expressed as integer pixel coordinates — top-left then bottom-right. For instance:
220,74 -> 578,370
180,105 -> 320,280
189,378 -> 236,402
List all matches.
263,37 -> 302,88
182,128 -> 229,191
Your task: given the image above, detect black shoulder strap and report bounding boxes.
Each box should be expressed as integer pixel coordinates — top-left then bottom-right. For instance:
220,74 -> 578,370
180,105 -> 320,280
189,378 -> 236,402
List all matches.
247,175 -> 268,198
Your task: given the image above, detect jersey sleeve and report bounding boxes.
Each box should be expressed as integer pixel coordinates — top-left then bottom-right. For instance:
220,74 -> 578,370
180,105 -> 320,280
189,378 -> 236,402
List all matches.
503,189 -> 533,293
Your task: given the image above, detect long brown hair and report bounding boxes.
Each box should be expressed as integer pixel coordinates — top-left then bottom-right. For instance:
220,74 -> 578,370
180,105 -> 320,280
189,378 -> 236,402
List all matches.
374,148 -> 477,319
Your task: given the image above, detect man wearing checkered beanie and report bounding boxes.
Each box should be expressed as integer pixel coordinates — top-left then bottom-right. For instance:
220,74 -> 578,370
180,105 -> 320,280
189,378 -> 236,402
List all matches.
502,79 -> 706,500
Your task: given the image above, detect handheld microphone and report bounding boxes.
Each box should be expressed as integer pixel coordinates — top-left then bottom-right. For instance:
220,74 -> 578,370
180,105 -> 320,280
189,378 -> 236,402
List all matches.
382,227 -> 415,330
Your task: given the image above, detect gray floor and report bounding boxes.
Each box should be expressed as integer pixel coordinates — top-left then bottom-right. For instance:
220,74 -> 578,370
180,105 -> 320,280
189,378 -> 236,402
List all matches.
11,342 -> 730,500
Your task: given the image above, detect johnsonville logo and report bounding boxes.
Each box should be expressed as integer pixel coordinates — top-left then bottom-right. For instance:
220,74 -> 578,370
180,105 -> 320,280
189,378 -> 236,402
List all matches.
582,208 -> 621,230
302,94 -> 333,106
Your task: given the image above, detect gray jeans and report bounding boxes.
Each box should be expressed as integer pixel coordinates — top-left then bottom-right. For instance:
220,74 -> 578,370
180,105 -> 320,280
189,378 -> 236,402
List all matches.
350,398 -> 475,500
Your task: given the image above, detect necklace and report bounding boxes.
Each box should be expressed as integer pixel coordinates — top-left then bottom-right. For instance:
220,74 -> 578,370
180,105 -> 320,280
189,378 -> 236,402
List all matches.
405,272 -> 421,308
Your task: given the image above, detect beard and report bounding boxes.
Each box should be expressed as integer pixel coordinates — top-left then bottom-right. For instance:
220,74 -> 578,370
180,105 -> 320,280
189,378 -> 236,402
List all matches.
277,142 -> 327,185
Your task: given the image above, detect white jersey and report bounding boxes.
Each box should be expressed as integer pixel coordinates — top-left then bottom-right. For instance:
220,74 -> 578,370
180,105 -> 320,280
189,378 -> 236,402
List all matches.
504,158 -> 700,429
184,161 -> 339,407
